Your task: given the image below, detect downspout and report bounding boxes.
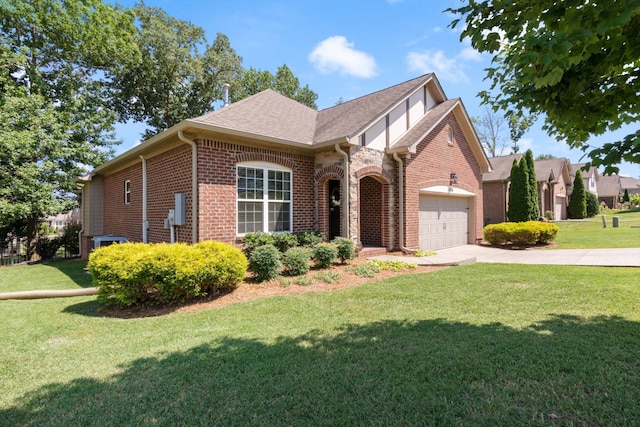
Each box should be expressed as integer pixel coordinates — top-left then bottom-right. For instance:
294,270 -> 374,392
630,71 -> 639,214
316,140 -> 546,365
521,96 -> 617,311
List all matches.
177,131 -> 198,243
334,144 -> 349,238
139,155 -> 148,243
393,152 -> 414,254
78,184 -> 84,257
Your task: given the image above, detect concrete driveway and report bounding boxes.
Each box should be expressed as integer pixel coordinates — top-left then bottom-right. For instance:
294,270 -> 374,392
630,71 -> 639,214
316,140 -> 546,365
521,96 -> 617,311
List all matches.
376,245 -> 640,267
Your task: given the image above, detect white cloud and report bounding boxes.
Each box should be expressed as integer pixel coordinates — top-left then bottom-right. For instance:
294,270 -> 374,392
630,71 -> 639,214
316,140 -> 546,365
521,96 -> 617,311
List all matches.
518,138 -> 533,152
407,50 -> 469,83
458,46 -> 482,62
309,36 -> 377,78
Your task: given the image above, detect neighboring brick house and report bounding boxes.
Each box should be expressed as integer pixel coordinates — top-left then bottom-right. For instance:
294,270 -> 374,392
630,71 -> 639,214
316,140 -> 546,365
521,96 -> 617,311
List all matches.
78,74 -> 491,257
620,176 -> 640,198
570,163 -> 599,196
597,175 -> 622,208
483,155 -> 571,224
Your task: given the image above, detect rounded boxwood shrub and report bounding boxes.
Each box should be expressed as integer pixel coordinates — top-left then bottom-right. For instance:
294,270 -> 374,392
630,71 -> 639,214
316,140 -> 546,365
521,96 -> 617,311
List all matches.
294,230 -> 323,247
483,221 -> 559,247
332,237 -> 355,263
248,244 -> 281,282
272,232 -> 298,253
87,241 -> 247,307
242,232 -> 275,257
282,247 -> 311,276
312,243 -> 338,268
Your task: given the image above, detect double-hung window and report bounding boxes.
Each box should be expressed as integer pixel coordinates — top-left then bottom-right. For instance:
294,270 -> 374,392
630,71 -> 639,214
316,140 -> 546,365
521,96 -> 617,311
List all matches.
237,163 -> 292,234
124,180 -> 131,204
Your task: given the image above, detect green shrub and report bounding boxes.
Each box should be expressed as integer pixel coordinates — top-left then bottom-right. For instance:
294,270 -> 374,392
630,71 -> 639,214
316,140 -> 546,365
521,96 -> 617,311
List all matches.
312,243 -> 338,268
414,249 -> 437,257
35,236 -> 62,259
242,232 -> 275,256
346,263 -> 380,278
87,241 -> 247,307
282,247 -> 311,276
314,271 -> 341,283
332,237 -> 355,263
586,191 -> 599,217
369,259 -> 417,272
248,244 -> 281,282
62,223 -> 81,256
272,232 -> 298,253
483,221 -> 559,247
295,276 -> 315,286
294,230 -> 324,247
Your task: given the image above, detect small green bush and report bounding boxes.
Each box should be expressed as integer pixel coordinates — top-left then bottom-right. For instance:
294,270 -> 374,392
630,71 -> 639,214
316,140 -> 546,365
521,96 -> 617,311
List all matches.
314,271 -> 341,283
312,243 -> 338,268
87,241 -> 247,307
272,232 -> 298,253
282,247 -> 311,276
369,259 -> 417,272
294,230 -> 324,247
295,276 -> 315,286
346,263 -> 380,278
248,244 -> 281,282
242,232 -> 275,256
35,236 -> 62,259
483,221 -> 559,247
332,237 -> 355,263
586,191 -> 599,218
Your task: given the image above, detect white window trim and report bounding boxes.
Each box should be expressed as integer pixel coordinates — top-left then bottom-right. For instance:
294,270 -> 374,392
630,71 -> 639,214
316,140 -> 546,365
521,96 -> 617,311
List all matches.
236,162 -> 293,235
124,180 -> 131,205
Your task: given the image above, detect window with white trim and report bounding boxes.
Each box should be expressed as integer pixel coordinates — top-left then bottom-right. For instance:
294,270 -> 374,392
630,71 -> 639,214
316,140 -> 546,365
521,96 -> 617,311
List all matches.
124,180 -> 131,204
447,126 -> 454,146
237,163 -> 292,234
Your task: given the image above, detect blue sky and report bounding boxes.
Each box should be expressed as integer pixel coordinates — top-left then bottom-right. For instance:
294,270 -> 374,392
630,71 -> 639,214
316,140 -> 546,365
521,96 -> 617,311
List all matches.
113,0 -> 639,178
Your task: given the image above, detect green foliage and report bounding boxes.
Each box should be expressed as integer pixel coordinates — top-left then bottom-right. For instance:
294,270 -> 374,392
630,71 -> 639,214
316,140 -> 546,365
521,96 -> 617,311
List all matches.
282,247 -> 311,276
524,150 -> 540,219
544,210 -> 554,220
331,237 -> 355,263
62,223 -> 81,256
294,276 -> 315,286
368,259 -> 417,272
248,244 -> 281,282
108,5 -> 243,138
242,232 -> 275,257
585,191 -> 599,218
294,231 -> 324,247
507,158 -> 530,222
272,232 -> 298,253
232,65 -> 318,109
346,263 -> 380,278
568,169 -> 587,219
312,243 -> 338,269
314,271 -> 341,284
449,1 -> 640,174
623,188 -> 630,203
87,241 -> 246,307
414,249 -> 437,257
35,236 -> 62,259
484,221 -> 559,247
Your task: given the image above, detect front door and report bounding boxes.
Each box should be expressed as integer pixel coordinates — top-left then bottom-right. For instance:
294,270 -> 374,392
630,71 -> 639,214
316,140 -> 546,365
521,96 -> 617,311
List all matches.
329,180 -> 341,239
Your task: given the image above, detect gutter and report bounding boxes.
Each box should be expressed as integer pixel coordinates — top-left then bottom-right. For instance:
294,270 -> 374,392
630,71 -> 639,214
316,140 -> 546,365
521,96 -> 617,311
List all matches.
334,143 -> 349,238
392,152 -> 414,254
177,131 -> 198,243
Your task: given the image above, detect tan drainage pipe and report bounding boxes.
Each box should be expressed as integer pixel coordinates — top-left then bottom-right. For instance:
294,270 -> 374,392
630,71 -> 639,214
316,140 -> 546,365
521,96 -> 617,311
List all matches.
0,288 -> 98,300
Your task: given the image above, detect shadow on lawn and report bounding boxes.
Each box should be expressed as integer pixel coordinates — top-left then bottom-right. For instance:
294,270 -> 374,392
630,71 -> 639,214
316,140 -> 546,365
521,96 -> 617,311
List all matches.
3,315 -> 640,425
43,259 -> 94,288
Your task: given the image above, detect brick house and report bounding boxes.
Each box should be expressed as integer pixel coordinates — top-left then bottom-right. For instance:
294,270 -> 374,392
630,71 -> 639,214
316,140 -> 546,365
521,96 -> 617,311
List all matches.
483,155 -> 571,224
78,74 -> 491,258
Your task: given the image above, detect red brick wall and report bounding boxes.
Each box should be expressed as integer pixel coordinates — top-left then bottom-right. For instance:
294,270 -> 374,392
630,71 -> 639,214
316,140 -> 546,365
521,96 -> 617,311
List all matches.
359,176 -> 383,246
103,163 -> 143,241
403,113 -> 484,247
483,181 -> 508,225
197,139 -> 316,244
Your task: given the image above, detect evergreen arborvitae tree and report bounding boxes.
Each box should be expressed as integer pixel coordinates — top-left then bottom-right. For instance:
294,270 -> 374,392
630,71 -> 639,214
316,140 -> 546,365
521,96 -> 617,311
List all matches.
524,149 -> 540,220
623,188 -> 630,203
568,169 -> 587,219
507,158 -> 530,222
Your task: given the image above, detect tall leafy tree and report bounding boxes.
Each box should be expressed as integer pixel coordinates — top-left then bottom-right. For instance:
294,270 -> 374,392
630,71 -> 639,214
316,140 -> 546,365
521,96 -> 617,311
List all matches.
109,4 -> 244,139
0,0 -> 139,257
449,1 -> 640,174
507,158 -> 530,222
233,64 -> 318,109
524,149 -> 540,220
568,169 -> 587,219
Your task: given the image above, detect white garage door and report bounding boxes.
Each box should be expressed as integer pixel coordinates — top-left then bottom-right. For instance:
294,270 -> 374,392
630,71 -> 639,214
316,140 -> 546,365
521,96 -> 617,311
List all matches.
419,195 -> 469,250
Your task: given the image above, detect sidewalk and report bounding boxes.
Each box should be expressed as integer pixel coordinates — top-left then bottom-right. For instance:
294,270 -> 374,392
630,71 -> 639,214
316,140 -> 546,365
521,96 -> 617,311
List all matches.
373,245 -> 640,267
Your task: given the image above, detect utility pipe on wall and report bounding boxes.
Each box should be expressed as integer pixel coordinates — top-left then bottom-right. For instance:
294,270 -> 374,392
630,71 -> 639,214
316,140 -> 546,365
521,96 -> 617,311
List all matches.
334,144 -> 349,238
177,131 -> 198,243
140,155 -> 148,243
393,152 -> 414,254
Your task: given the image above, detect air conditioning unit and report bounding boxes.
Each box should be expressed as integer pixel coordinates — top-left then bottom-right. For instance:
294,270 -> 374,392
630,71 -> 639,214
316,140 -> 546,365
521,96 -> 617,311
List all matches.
91,235 -> 129,250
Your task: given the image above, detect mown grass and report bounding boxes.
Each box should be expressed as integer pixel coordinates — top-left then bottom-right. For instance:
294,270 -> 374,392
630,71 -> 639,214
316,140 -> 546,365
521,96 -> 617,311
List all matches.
2,262 -> 639,425
552,208 -> 640,249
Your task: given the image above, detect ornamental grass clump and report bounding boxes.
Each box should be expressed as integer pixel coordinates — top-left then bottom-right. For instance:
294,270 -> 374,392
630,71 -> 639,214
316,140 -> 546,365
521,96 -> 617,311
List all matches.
87,241 -> 247,307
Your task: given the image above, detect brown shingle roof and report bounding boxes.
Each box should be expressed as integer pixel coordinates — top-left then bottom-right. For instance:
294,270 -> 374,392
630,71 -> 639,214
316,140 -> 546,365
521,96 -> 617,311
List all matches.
598,175 -> 622,197
190,89 -> 318,145
483,154 -> 521,182
314,74 -> 436,143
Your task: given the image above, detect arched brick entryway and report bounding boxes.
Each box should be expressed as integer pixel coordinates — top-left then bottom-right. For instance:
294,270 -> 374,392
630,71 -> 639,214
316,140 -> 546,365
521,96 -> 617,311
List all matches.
356,167 -> 391,249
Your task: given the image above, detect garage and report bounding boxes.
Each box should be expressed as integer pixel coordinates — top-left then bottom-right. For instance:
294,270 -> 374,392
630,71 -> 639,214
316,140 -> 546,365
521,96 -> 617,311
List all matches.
418,191 -> 472,251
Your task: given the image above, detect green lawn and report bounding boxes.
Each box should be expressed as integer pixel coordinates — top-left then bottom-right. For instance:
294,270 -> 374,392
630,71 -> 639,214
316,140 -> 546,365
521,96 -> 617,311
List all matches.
551,208 -> 640,249
1,262 -> 639,425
